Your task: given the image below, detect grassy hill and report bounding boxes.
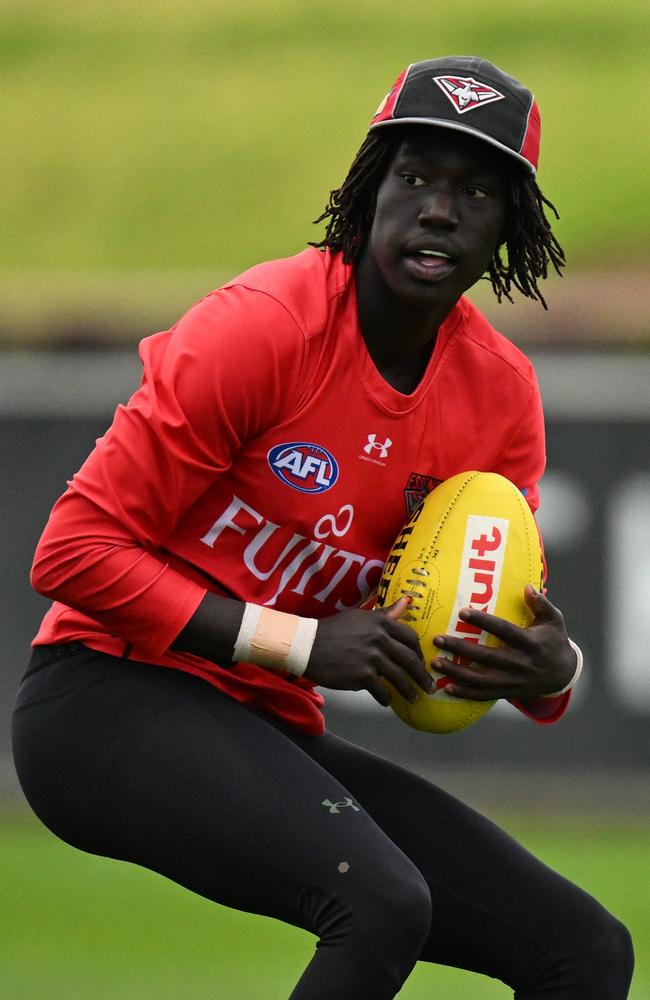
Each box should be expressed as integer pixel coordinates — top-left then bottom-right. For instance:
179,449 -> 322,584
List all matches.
2,0 -> 648,343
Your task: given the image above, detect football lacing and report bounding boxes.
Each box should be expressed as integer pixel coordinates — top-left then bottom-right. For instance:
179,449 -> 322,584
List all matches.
399,586 -> 422,617
400,569 -> 428,614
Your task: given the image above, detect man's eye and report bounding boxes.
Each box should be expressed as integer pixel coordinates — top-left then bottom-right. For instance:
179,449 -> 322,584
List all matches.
402,173 -> 425,187
464,185 -> 489,199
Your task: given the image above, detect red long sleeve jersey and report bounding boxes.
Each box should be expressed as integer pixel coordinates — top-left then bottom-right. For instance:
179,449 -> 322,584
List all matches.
32,248 -> 568,734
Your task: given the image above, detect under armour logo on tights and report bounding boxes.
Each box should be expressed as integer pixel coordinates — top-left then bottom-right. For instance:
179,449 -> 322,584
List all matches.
322,797 -> 360,814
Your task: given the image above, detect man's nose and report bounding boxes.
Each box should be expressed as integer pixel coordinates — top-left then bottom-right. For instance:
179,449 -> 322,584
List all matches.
418,187 -> 459,227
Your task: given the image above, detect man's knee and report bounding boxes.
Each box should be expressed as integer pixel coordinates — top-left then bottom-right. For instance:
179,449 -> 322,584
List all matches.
570,915 -> 634,997
351,863 -> 432,988
303,858 -> 432,982
382,864 -> 433,948
525,910 -> 634,998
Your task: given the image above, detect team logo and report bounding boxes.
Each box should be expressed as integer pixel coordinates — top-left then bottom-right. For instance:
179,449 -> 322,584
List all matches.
433,75 -> 505,115
363,433 -> 392,459
268,442 -> 339,494
403,471 -> 441,516
322,797 -> 360,815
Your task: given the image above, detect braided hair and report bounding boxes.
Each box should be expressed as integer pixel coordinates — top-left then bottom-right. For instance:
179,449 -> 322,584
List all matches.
310,131 -> 565,309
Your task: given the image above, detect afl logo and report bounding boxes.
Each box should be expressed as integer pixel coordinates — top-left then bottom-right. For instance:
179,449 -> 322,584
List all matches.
268,442 -> 339,494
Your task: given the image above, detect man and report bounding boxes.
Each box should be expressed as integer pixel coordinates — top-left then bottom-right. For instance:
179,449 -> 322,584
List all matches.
14,56 -> 633,998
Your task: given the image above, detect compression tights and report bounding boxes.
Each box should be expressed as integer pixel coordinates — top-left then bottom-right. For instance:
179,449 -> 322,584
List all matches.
12,645 -> 634,999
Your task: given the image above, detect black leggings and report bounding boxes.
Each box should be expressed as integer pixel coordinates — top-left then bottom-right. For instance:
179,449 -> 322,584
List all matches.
12,645 -> 633,999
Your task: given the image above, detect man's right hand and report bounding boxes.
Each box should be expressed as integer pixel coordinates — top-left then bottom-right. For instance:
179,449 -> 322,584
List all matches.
305,598 -> 433,706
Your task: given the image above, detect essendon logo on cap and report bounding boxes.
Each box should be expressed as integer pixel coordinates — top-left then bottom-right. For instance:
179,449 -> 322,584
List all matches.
433,75 -> 505,115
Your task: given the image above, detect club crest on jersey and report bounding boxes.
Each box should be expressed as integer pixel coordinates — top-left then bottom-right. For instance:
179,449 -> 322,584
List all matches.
403,472 -> 442,516
433,75 -> 505,115
268,442 -> 339,494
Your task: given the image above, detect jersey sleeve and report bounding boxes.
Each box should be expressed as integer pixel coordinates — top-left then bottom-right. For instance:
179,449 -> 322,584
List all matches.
31,286 -> 308,656
509,691 -> 572,724
495,366 -> 573,724
495,374 -> 546,516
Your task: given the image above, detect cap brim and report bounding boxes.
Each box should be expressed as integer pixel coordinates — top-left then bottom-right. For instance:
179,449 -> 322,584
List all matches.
369,117 -> 536,175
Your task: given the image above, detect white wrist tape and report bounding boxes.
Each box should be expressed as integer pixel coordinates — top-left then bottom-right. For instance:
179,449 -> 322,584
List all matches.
233,603 -> 318,678
543,638 -> 584,697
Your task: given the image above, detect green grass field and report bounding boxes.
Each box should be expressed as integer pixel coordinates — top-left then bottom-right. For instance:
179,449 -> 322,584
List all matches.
3,0 -> 649,281
1,807 -> 648,998
2,0 -> 648,345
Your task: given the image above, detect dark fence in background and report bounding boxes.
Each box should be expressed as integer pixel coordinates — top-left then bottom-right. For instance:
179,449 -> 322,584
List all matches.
2,350 -> 649,800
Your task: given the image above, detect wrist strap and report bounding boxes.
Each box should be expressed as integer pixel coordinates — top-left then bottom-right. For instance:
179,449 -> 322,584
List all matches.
288,616 -> 319,675
233,603 -> 318,678
543,638 -> 583,697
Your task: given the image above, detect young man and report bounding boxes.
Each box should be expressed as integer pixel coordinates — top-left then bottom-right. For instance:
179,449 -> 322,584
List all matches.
13,57 -> 633,998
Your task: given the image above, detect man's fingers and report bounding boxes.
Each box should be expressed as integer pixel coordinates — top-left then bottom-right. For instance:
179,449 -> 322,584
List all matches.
371,624 -> 433,702
366,675 -> 392,707
382,596 -> 412,621
523,584 -> 563,622
435,660 -> 510,701
388,642 -> 433,693
378,661 -> 421,703
524,584 -> 548,616
433,634 -> 516,665
446,608 -> 535,650
445,683 -> 502,702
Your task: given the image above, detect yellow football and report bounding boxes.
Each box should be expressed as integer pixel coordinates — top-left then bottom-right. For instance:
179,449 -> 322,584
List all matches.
376,471 -> 544,733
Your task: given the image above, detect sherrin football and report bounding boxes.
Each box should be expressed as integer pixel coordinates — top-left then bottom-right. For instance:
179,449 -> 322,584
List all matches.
375,471 -> 544,733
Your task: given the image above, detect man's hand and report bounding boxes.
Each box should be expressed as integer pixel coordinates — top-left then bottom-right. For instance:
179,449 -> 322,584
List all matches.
306,598 -> 434,706
431,585 -> 577,702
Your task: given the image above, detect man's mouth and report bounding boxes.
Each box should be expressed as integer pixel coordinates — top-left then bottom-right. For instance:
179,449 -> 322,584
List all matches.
405,248 -> 457,279
413,249 -> 452,267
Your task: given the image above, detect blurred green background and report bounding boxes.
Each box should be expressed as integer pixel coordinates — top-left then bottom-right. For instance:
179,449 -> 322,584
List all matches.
2,0 -> 649,345
2,2 -> 649,997
2,806 -> 649,998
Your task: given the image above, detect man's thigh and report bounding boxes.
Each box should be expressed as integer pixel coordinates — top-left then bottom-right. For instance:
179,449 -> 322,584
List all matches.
296,730 -> 616,989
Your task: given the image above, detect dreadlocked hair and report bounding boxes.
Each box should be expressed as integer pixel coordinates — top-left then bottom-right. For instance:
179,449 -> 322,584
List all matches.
488,167 -> 565,309
309,134 -> 395,264
309,131 -> 566,309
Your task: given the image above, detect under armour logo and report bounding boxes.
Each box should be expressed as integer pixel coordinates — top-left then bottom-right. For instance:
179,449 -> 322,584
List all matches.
363,434 -> 392,459
322,797 -> 360,815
